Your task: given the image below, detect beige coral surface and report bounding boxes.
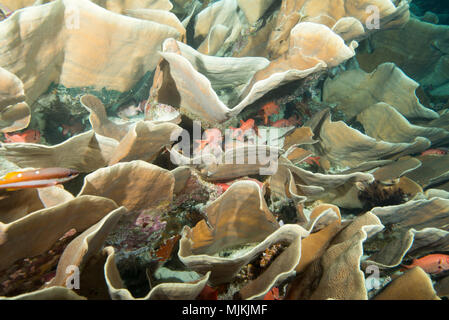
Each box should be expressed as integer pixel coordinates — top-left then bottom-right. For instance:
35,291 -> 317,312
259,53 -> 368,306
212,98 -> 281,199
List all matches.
0,0 -> 448,302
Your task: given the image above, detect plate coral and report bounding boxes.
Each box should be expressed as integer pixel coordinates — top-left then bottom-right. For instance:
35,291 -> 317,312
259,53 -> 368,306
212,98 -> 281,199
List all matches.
0,0 -> 448,301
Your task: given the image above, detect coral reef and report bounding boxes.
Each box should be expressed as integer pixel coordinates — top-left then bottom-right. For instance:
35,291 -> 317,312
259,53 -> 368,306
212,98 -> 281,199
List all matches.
0,0 -> 448,302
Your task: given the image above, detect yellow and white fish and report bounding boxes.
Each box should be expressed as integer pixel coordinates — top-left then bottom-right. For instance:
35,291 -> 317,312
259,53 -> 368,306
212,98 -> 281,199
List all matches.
0,168 -> 79,191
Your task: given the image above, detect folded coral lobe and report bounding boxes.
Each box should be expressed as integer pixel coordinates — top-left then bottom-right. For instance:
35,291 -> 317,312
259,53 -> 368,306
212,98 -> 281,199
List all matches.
0,168 -> 79,190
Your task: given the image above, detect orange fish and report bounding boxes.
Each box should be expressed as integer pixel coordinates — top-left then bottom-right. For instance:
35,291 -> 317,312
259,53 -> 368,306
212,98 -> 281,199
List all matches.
194,128 -> 223,152
304,156 -> 321,167
155,235 -> 181,262
263,287 -> 280,300
230,119 -> 259,140
214,182 -> 231,192
260,102 -> 280,125
401,254 -> 449,274
421,148 -> 448,156
214,178 -> 263,193
0,168 -> 79,191
3,129 -> 41,143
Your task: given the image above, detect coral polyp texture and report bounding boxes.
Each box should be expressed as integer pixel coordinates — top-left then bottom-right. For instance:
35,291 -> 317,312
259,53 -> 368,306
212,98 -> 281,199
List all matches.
0,0 -> 448,301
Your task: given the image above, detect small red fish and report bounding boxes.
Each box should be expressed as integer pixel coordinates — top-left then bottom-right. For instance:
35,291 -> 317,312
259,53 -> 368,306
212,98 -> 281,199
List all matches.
230,119 -> 259,140
155,235 -> 181,262
214,182 -> 231,192
260,102 -> 280,125
401,254 -> 449,274
263,287 -> 280,300
194,128 -> 223,152
421,148 -> 448,156
304,156 -> 321,167
3,129 -> 41,143
214,178 -> 263,193
0,168 -> 79,191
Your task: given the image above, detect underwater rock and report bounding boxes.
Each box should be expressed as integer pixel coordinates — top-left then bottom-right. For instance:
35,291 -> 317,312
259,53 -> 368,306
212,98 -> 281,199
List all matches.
153,267 -> 202,283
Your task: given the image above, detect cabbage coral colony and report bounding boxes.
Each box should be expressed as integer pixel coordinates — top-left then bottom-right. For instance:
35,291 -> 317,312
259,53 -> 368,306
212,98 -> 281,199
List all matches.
0,0 -> 449,300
